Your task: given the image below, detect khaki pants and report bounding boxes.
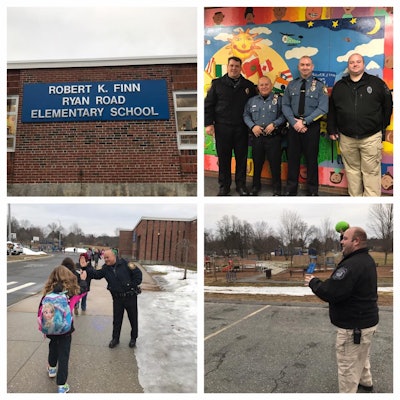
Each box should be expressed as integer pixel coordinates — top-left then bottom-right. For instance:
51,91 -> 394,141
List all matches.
336,325 -> 378,393
339,132 -> 382,196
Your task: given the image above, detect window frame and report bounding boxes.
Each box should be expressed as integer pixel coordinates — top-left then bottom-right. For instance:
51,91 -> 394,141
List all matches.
7,95 -> 19,152
173,91 -> 197,150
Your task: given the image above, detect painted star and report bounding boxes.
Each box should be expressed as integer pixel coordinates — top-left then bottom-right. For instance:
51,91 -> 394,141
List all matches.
332,20 -> 339,28
307,21 -> 314,28
350,17 -> 357,24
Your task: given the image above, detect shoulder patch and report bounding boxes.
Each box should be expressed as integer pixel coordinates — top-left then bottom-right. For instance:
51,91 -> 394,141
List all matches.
332,266 -> 348,280
128,262 -> 138,270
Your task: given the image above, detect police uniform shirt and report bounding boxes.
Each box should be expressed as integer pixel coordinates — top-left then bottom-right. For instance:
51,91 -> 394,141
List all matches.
282,76 -> 329,126
243,92 -> 286,131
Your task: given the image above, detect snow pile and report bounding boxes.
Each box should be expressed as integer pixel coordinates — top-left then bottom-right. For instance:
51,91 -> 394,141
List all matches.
136,265 -> 197,393
22,248 -> 47,255
64,247 -> 87,253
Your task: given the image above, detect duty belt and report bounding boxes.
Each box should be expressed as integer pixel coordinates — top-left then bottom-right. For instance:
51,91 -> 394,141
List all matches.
112,291 -> 136,298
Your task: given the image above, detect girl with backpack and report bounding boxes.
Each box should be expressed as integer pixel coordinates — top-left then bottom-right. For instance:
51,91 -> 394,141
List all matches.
39,265 -> 85,393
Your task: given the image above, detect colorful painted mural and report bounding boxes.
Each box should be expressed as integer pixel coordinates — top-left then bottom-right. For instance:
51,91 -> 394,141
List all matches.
204,7 -> 393,195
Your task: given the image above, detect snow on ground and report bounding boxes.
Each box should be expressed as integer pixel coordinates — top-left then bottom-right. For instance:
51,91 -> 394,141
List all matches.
205,285 -> 393,295
22,248 -> 47,255
64,247 -> 88,253
135,265 -> 197,393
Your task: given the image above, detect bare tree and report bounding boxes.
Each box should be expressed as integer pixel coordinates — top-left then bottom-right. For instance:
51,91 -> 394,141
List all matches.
278,210 -> 307,266
317,217 -> 337,254
367,204 -> 393,265
252,221 -> 275,260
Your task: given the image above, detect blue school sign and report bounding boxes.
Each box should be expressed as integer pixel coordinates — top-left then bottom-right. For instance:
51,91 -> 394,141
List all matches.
22,80 -> 169,122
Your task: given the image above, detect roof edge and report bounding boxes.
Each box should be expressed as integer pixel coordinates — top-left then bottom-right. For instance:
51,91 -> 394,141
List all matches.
7,55 -> 197,70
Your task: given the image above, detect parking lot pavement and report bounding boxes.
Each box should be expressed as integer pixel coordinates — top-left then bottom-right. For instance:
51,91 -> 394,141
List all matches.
205,301 -> 393,393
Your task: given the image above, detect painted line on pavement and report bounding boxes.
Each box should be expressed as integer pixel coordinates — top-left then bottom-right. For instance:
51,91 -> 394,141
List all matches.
205,304 -> 271,341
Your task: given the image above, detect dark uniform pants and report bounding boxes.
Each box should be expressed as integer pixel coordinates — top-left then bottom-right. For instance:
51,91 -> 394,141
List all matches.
112,294 -> 138,341
286,121 -> 320,194
48,334 -> 72,386
252,134 -> 282,193
215,123 -> 249,190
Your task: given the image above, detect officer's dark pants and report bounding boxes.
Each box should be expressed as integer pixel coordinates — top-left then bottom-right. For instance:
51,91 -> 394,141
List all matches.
112,294 -> 138,341
252,134 -> 282,193
286,121 -> 320,194
215,123 -> 248,190
48,334 -> 72,385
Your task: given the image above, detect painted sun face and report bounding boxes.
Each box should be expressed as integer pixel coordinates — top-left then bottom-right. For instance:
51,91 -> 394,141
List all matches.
227,29 -> 262,59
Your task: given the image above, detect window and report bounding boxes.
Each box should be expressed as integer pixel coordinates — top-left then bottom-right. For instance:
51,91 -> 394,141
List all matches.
7,96 -> 19,152
173,91 -> 197,150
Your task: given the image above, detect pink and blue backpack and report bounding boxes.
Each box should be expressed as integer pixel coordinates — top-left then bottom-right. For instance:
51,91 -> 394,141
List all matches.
38,292 -> 72,335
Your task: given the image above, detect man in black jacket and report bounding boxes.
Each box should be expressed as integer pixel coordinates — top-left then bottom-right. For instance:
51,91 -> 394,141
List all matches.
327,53 -> 393,196
305,227 -> 379,393
205,56 -> 257,196
87,249 -> 142,348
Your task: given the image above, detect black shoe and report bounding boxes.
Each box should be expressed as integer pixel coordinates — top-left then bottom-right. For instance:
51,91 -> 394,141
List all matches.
129,339 -> 136,348
273,192 -> 281,196
217,187 -> 230,196
307,192 -> 319,196
358,384 -> 374,392
109,339 -> 120,348
236,187 -> 249,196
249,187 -> 259,196
284,191 -> 296,196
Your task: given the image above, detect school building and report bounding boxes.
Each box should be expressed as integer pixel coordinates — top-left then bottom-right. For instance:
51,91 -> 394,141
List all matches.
7,56 -> 197,196
119,217 -> 197,267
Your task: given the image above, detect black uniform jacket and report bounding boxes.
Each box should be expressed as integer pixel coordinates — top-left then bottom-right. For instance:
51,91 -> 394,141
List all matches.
327,72 -> 393,139
205,73 -> 256,127
309,248 -> 379,329
87,258 -> 142,294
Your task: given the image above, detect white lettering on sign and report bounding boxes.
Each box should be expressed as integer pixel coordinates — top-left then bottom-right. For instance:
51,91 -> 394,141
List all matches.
62,97 -> 90,106
48,84 -> 92,95
110,106 -> 159,117
95,96 -> 126,105
98,84 -> 107,93
113,83 -> 141,92
31,108 -> 104,119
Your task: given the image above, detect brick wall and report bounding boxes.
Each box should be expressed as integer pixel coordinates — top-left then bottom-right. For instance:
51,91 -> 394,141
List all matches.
120,218 -> 197,266
7,64 -> 197,193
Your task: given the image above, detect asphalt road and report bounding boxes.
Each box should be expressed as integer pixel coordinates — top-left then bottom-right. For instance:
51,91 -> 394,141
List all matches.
205,300 -> 393,393
7,253 -> 92,306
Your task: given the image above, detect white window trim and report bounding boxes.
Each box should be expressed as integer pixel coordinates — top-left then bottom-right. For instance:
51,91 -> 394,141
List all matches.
7,95 -> 19,152
173,91 -> 197,150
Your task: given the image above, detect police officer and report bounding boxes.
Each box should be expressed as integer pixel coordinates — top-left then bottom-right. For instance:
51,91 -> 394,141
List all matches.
205,56 -> 257,196
328,53 -> 393,196
305,227 -> 379,393
87,249 -> 142,348
243,76 -> 286,196
282,56 -> 329,196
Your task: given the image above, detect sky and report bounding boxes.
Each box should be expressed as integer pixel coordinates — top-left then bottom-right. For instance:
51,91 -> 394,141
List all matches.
7,6 -> 197,61
8,203 -> 197,236
204,202 -> 388,238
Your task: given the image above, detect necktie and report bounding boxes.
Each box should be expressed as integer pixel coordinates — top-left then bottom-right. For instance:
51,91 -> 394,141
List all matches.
298,79 -> 306,117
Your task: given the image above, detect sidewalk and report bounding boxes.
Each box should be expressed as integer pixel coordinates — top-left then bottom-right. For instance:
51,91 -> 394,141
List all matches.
7,265 -> 159,393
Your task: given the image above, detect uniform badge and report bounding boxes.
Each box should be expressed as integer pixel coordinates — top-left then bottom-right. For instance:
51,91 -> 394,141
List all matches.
323,86 -> 328,95
367,86 -> 373,94
272,95 -> 278,105
311,80 -> 316,92
245,88 -> 250,95
332,266 -> 348,280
